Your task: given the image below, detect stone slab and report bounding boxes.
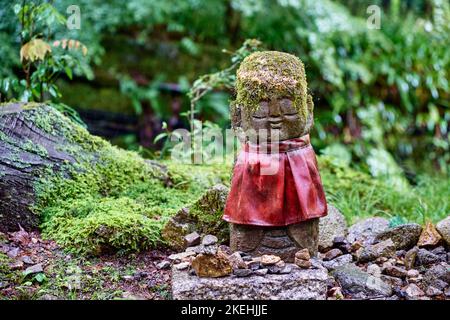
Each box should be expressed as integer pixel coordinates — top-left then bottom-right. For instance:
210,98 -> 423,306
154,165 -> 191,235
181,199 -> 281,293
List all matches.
172,266 -> 328,300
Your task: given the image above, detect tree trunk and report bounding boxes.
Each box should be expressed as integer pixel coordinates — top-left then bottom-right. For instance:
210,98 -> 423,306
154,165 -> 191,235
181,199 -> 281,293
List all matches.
0,102 -> 166,232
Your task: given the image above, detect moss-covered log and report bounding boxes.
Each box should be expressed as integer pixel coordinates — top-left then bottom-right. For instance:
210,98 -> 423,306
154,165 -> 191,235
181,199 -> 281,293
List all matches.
0,102 -> 168,233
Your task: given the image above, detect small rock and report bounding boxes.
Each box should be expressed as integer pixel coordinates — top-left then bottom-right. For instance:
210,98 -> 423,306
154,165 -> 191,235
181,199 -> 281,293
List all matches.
431,246 -> 446,255
415,249 -> 441,266
279,264 -> 294,274
228,252 -> 247,270
350,241 -> 363,252
260,255 -> 281,266
358,239 -> 396,262
333,264 -> 392,298
174,262 -> 189,270
24,263 -> 43,275
184,232 -> 201,248
323,248 -> 343,261
404,247 -> 418,269
417,222 -> 442,247
407,276 -> 423,284
267,261 -> 286,274
310,258 -> 326,270
295,248 -> 310,261
246,259 -> 261,271
20,255 -> 34,265
156,261 -> 171,270
200,244 -> 218,255
384,266 -> 408,278
191,252 -> 232,278
436,216 -> 450,246
168,251 -> 196,262
425,286 -> 442,297
218,245 -> 233,256
422,262 -> 450,285
318,205 -> 348,250
406,269 -> 420,278
380,275 -> 403,288
367,264 -> 382,277
295,259 -> 312,269
404,283 -> 425,300
321,254 -> 353,271
254,268 -> 268,276
375,223 -> 422,250
202,235 -> 218,246
122,275 -> 134,281
7,247 -> 20,259
347,217 -> 390,245
426,279 -> 447,291
233,269 -> 253,277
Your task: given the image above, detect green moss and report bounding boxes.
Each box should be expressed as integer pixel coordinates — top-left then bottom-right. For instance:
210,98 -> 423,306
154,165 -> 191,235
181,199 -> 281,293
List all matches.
23,104 -> 232,255
0,252 -> 19,290
235,51 -> 309,124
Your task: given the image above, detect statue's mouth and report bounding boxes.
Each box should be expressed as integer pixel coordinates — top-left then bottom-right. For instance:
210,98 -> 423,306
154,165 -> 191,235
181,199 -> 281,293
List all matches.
270,123 -> 282,129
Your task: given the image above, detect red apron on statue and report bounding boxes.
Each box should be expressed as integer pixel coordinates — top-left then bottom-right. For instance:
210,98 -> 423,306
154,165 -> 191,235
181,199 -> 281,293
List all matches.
223,135 -> 327,226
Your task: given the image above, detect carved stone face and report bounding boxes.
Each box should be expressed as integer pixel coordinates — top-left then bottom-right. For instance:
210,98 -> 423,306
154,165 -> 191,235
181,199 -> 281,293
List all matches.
232,51 -> 314,142
245,97 -> 305,141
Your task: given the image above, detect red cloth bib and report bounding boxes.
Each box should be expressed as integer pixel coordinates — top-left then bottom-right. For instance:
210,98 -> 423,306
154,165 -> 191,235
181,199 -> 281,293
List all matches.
223,135 -> 327,226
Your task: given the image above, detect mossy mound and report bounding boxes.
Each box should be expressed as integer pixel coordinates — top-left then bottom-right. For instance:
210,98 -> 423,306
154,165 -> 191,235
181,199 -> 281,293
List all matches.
235,51 -> 309,123
162,184 -> 230,250
0,103 -> 232,255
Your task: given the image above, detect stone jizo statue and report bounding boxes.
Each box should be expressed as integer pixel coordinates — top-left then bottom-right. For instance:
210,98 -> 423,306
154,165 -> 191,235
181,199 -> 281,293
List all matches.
223,51 -> 328,261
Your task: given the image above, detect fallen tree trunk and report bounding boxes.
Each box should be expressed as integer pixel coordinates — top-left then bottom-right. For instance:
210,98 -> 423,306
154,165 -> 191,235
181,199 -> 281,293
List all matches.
0,102 -> 167,232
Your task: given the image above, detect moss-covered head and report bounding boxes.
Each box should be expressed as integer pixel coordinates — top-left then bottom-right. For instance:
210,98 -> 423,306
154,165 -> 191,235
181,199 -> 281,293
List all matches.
233,51 -> 314,140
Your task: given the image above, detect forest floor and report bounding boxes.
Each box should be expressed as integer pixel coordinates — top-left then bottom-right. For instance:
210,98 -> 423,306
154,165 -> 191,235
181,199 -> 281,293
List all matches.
0,229 -> 173,300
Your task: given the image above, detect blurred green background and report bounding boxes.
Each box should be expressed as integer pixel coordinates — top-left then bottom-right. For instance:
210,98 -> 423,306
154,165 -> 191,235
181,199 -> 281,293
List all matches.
1,0 -> 449,178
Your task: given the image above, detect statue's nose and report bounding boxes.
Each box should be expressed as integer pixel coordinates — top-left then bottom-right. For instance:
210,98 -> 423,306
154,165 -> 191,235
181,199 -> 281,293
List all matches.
268,102 -> 282,128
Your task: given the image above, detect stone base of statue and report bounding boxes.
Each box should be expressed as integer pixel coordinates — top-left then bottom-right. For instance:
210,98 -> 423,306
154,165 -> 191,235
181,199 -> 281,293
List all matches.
229,219 -> 319,262
172,264 -> 327,300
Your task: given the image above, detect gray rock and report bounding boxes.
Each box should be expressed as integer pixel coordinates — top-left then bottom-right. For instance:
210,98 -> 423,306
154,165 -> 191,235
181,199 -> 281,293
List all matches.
233,269 -> 253,277
436,216 -> 450,246
358,239 -> 396,262
202,235 -> 218,246
21,256 -> 34,265
254,269 -> 268,276
415,249 -> 441,266
404,247 -> 418,269
156,261 -> 171,270
172,267 -> 328,300
380,275 -> 403,288
423,262 -> 450,285
168,251 -> 196,262
184,232 -> 201,248
333,264 -> 392,298
445,287 -> 450,297
425,286 -> 443,297
318,205 -> 348,250
404,283 -> 425,300
174,262 -> 190,270
323,248 -> 342,261
375,223 -> 422,250
321,254 -> 353,271
23,263 -> 43,275
347,217 -> 389,245
279,264 -> 295,274
366,264 -> 382,277
383,265 -> 408,278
